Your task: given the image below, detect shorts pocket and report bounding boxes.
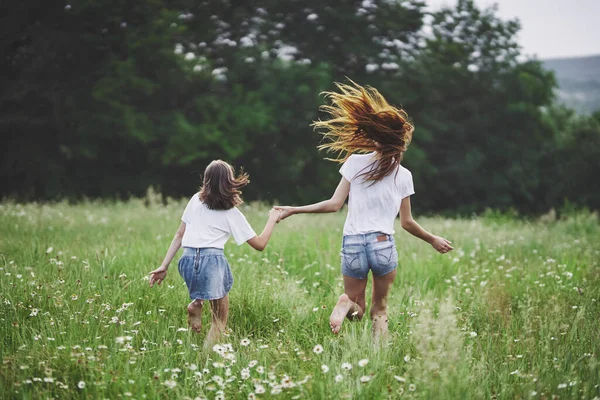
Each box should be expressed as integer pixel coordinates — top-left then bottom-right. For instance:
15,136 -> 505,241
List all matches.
341,246 -> 363,271
374,244 -> 398,267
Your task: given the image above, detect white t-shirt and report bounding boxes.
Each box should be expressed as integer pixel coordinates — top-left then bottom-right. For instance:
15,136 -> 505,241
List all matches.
340,152 -> 415,235
180,194 -> 257,249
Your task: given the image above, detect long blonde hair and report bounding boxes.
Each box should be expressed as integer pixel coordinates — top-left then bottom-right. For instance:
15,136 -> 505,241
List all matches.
312,80 -> 414,182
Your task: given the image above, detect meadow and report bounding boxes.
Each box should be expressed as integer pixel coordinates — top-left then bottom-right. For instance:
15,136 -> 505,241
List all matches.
1,194 -> 599,399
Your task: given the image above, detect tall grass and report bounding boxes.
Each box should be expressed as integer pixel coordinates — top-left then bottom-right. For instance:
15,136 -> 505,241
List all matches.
0,197 -> 599,399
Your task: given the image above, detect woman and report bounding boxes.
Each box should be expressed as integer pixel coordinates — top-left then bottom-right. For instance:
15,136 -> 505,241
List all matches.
276,81 -> 453,339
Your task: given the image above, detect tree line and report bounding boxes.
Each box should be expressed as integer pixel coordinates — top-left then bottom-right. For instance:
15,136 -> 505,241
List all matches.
1,0 -> 598,214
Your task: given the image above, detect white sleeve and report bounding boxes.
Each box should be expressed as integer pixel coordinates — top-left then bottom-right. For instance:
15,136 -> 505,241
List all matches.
181,195 -> 196,224
228,208 -> 257,245
339,156 -> 355,181
400,171 -> 415,199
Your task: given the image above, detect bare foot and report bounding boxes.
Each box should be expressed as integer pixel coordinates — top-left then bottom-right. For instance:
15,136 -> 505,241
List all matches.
187,301 -> 203,333
329,294 -> 356,334
372,314 -> 389,342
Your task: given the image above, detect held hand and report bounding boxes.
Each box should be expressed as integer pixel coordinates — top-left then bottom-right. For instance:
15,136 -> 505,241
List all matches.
149,266 -> 168,288
268,208 -> 282,223
273,206 -> 294,223
431,236 -> 453,254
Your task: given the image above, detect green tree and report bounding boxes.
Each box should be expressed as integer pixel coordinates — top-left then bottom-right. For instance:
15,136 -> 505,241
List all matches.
399,0 -> 556,213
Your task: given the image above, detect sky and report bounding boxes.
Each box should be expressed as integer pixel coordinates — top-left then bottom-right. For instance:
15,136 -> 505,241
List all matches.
425,0 -> 600,59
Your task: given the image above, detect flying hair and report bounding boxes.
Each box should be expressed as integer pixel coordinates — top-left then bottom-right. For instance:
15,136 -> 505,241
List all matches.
199,160 -> 249,210
312,79 -> 414,182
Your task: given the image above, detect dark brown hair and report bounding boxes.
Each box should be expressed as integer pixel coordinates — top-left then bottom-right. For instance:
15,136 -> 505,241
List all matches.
198,160 -> 249,210
312,80 -> 414,182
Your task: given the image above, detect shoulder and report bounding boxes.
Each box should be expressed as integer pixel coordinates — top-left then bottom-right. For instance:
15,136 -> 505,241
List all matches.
395,165 -> 413,183
345,152 -> 376,169
227,206 -> 250,223
348,152 -> 376,162
227,206 -> 246,217
397,165 -> 412,177
187,193 -> 202,205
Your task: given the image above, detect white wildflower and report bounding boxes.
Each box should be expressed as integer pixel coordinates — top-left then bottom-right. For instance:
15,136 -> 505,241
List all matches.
163,380 -> 177,389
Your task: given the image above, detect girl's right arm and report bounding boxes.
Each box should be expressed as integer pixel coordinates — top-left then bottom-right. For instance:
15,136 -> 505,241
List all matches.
275,177 -> 350,220
399,197 -> 453,254
246,209 -> 281,251
149,221 -> 186,287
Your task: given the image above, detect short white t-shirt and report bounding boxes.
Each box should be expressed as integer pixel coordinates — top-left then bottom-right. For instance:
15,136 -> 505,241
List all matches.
340,153 -> 414,235
180,194 -> 257,249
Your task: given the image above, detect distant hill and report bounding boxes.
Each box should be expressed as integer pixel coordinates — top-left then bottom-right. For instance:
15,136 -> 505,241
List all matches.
542,54 -> 600,114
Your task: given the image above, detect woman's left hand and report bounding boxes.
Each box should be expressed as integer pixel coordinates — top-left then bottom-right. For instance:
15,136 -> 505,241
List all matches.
431,236 -> 453,254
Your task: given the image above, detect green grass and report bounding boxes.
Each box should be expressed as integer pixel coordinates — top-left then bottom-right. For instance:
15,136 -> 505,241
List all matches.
1,197 -> 599,399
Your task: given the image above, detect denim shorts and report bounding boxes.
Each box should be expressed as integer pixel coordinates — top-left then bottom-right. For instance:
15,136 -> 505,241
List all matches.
341,232 -> 398,280
178,247 -> 233,300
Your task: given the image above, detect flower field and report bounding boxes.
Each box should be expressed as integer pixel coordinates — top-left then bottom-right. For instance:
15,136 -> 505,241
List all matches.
1,198 -> 599,399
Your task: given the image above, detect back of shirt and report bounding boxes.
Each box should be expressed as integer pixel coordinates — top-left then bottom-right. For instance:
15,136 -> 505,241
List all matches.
180,194 -> 256,249
340,153 -> 414,235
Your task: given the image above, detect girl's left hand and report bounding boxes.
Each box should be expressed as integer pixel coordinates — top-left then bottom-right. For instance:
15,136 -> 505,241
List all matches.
149,266 -> 168,287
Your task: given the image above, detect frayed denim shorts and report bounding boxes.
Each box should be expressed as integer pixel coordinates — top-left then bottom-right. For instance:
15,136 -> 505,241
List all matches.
178,247 -> 233,300
341,232 -> 398,280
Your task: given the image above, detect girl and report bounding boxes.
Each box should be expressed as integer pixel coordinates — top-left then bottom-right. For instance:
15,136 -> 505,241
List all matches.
148,160 -> 281,345
276,81 -> 453,339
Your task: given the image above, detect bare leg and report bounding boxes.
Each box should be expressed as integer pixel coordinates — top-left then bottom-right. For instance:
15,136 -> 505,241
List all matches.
187,299 -> 203,333
329,275 -> 368,334
371,269 -> 397,341
204,295 -> 229,348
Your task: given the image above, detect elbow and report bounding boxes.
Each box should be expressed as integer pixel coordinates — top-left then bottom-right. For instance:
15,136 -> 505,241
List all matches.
401,219 -> 413,230
330,200 -> 344,212
257,245 -> 266,252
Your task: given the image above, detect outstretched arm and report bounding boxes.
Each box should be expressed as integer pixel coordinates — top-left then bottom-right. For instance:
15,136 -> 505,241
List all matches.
399,196 -> 453,254
246,209 -> 281,251
276,177 -> 350,221
149,221 -> 186,287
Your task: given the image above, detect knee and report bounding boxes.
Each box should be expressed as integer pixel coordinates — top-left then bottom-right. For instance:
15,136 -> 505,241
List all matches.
351,296 -> 366,313
188,299 -> 203,311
